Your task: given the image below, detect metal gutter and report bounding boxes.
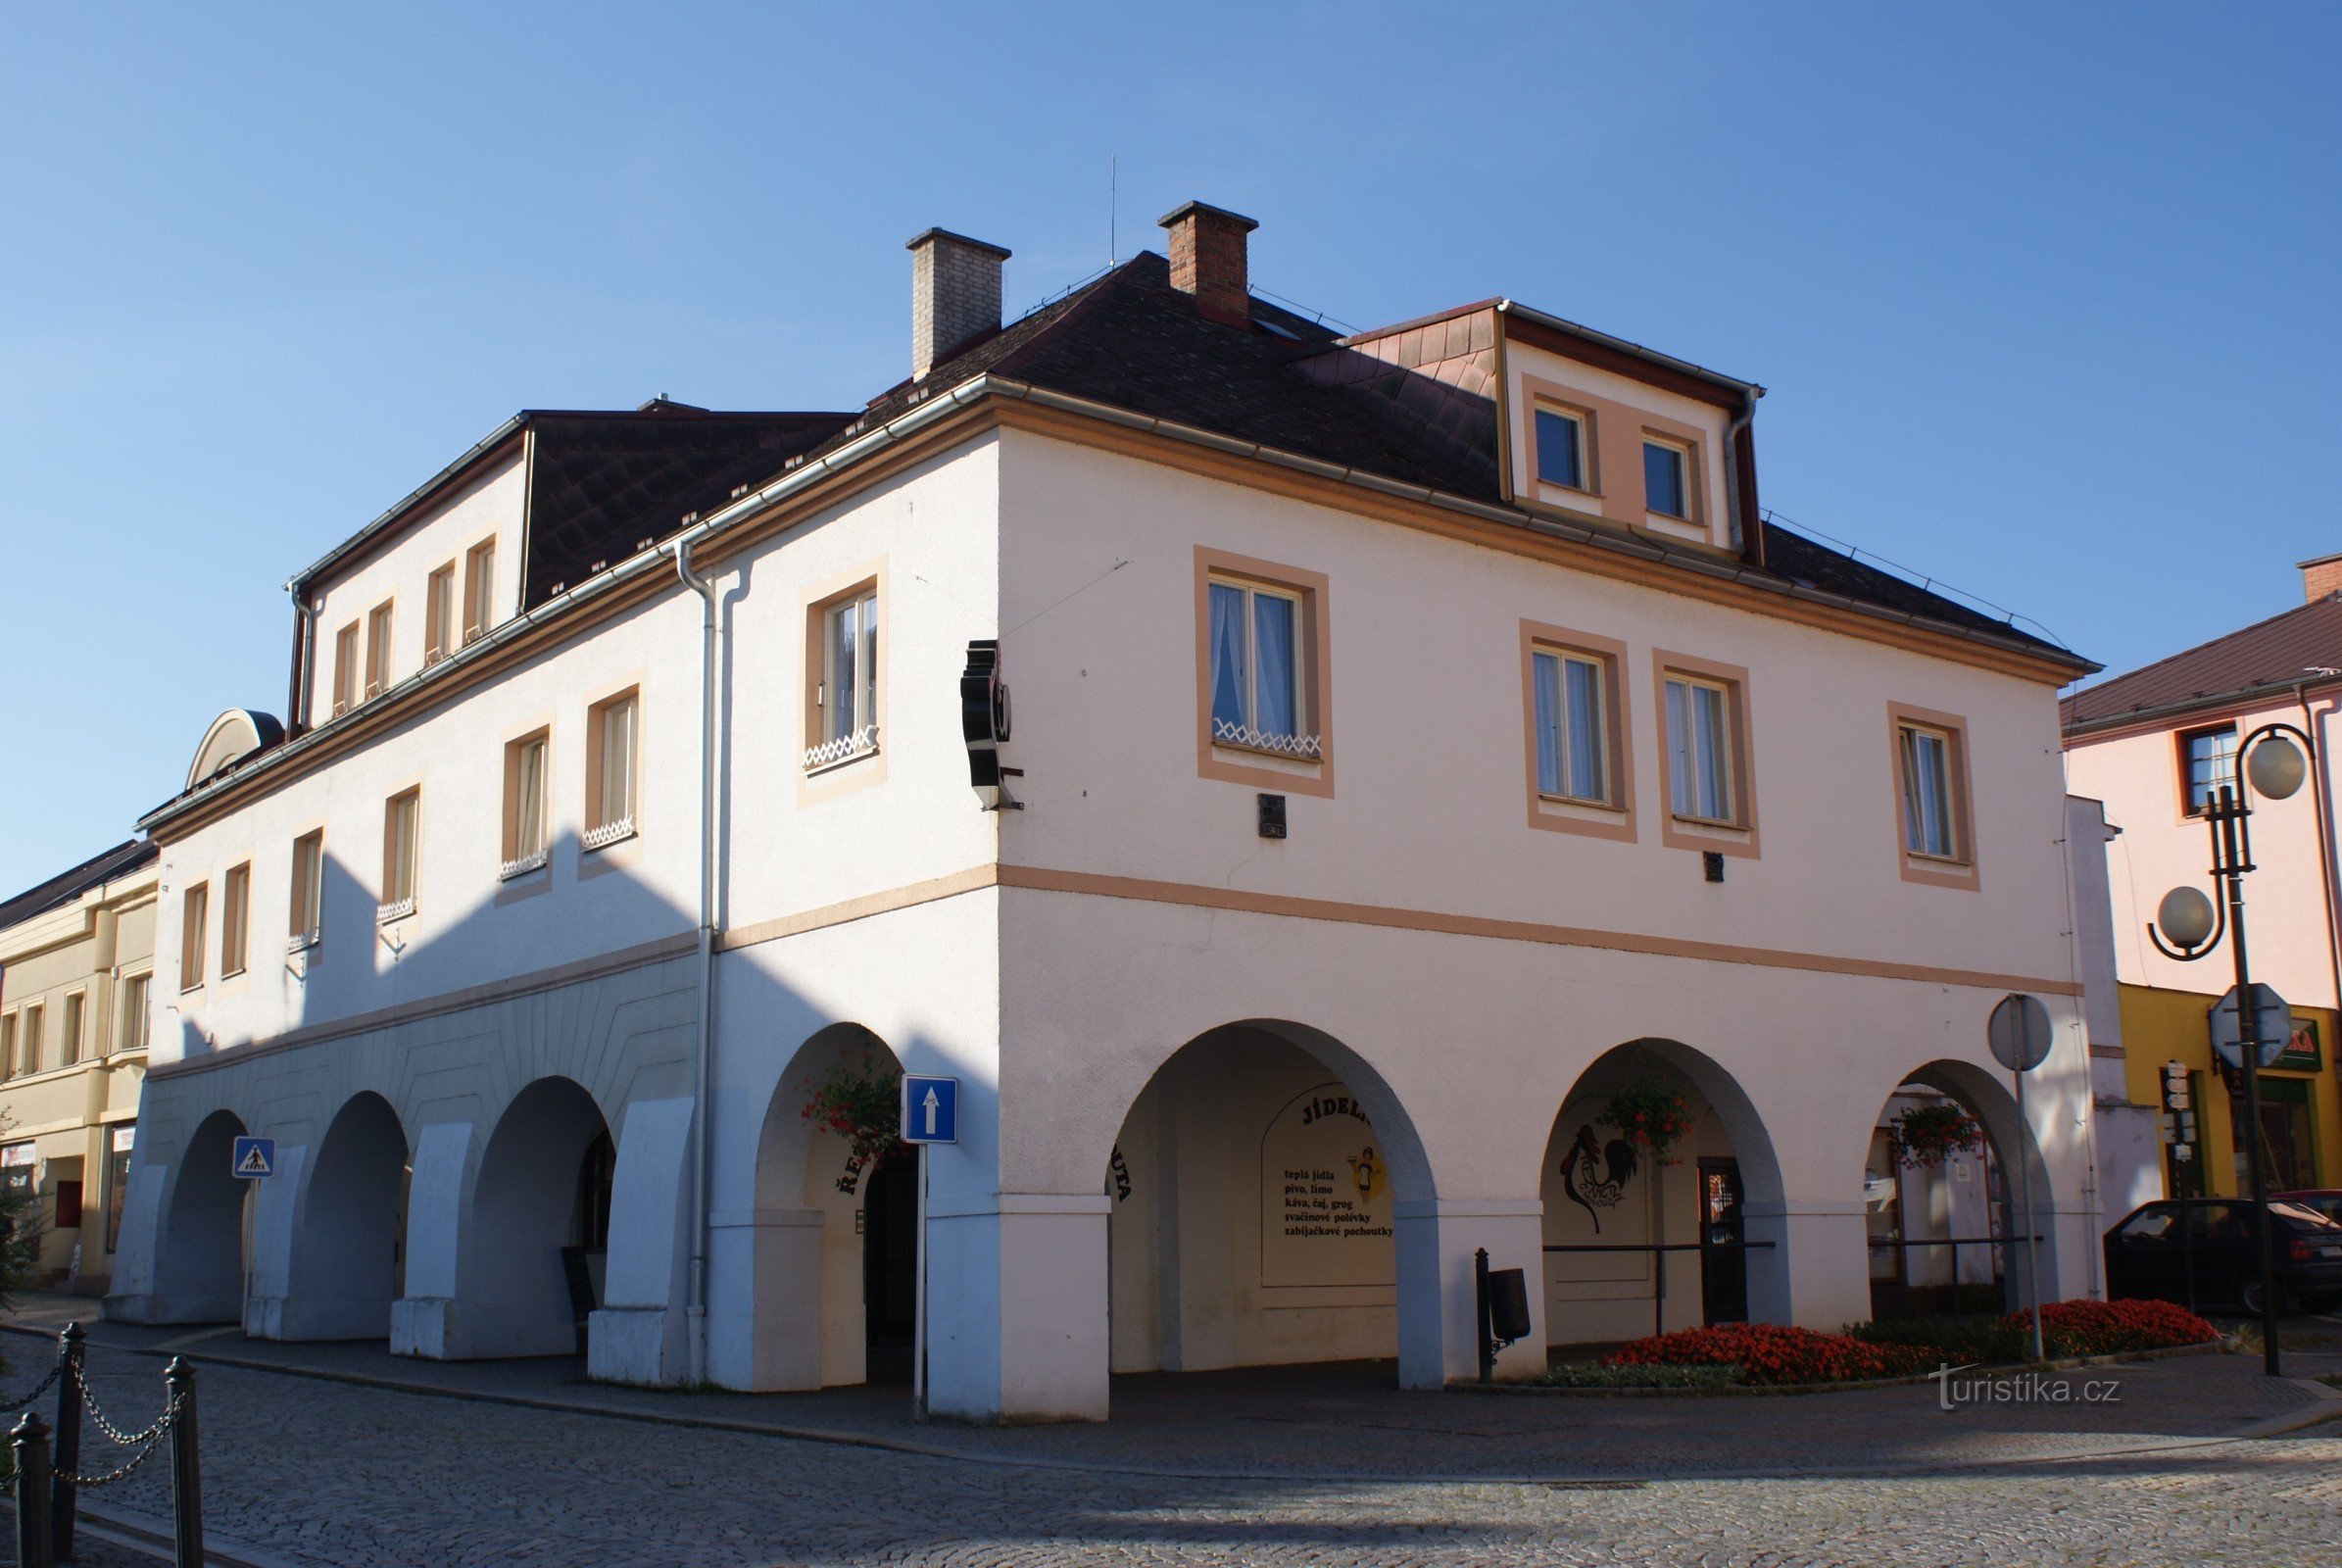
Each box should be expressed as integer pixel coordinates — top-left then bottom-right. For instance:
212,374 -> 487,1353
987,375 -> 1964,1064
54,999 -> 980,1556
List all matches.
2062,675 -> 2342,741
1494,299 -> 1762,398
285,416 -> 528,593
142,376 -> 1001,835
151,366 -> 2085,836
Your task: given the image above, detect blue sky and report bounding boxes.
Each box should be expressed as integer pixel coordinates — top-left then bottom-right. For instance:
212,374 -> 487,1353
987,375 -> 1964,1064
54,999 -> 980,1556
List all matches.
3,4 -> 2336,896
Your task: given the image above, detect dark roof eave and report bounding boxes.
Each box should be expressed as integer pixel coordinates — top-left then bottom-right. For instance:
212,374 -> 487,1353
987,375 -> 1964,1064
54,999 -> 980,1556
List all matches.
1496,300 -> 1762,400
286,415 -> 528,595
2063,675 -> 2339,740
154,372 -> 2086,838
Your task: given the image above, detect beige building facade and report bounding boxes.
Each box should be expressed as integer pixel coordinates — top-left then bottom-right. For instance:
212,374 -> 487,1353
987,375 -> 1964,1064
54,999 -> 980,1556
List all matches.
0,839 -> 159,1296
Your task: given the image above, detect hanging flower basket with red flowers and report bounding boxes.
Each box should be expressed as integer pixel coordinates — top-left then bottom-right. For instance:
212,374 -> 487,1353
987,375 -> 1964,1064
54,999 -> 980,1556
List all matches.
802,1054 -> 907,1172
1888,1102 -> 1984,1169
1600,1077 -> 1695,1167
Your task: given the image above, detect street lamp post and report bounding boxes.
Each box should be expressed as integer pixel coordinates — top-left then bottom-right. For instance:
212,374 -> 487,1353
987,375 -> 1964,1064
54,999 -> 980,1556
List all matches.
2146,722 -> 2313,1378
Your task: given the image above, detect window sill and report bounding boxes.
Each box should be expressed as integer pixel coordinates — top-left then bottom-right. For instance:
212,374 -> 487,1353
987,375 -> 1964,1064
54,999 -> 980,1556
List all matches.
286,930 -> 319,956
376,897 -> 416,926
1537,790 -> 1624,813
804,728 -> 880,774
499,850 -> 551,881
1208,721 -> 1323,761
582,818 -> 637,854
219,964 -> 247,982
178,982 -> 204,996
1670,811 -> 1747,832
1536,477 -> 1601,503
1904,849 -> 1974,870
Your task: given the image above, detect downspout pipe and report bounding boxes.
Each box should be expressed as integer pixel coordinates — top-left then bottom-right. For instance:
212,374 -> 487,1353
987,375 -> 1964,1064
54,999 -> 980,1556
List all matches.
2294,681 -> 2342,1023
676,536 -> 718,1387
286,589 -> 318,734
1722,388 -> 1760,559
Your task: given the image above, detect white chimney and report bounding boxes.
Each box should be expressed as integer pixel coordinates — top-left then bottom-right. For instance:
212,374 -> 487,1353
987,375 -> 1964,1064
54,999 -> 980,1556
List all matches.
907,228 -> 1010,382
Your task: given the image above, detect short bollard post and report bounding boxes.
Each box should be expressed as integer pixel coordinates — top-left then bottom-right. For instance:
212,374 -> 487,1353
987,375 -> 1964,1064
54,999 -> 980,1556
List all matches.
166,1357 -> 201,1568
52,1323 -> 83,1563
14,1410 -> 54,1568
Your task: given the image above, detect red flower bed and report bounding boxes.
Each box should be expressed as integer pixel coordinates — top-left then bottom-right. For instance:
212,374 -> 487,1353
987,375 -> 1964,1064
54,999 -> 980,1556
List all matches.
1603,1323 -> 1936,1386
2005,1298 -> 2218,1357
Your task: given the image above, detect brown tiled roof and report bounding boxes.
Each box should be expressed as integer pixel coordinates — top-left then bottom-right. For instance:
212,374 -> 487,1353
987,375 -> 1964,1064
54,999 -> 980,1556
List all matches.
2063,594 -> 2342,733
824,251 -> 2077,662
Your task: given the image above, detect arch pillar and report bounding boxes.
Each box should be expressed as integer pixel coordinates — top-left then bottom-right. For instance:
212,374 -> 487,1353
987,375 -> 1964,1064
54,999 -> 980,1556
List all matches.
706,1206 -> 824,1391
1740,1196 -> 1870,1329
390,1119 -> 473,1358
588,1096 -> 696,1387
107,1110 -> 248,1325
926,1189 -> 1112,1423
239,1142 -> 310,1339
1394,1197 -> 1547,1387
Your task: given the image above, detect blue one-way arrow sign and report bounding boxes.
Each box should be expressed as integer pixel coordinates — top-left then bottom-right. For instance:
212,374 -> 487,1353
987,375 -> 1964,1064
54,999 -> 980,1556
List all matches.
900,1075 -> 958,1145
231,1136 -> 276,1179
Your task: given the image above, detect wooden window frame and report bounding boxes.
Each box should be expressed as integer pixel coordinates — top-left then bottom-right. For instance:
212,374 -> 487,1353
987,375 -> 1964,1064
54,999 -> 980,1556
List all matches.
0,1014 -> 16,1079
1640,433 -> 1700,526
380,787 -> 420,921
219,861 -> 251,979
1519,621 -> 1635,842
288,829 -> 324,949
1888,702 -> 1979,890
2175,722 -> 2240,820
798,560 -> 889,807
424,561 -> 457,665
1530,399 -> 1599,498
503,727 -> 555,873
1652,650 -> 1759,859
59,991 -> 84,1068
1194,546 -> 1335,799
180,882 -> 210,990
332,621 -> 360,715
585,690 -> 641,850
117,971 -> 150,1054
462,537 -> 497,646
364,600 -> 395,700
15,1004 -> 38,1076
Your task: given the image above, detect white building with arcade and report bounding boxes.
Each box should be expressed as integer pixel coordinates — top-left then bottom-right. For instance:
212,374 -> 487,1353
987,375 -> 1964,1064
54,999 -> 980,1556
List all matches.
109,203 -> 2109,1421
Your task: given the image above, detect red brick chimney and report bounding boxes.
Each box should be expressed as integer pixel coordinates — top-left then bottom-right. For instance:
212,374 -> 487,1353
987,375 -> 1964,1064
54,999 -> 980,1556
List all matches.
2302,552 -> 2342,603
1158,201 -> 1257,326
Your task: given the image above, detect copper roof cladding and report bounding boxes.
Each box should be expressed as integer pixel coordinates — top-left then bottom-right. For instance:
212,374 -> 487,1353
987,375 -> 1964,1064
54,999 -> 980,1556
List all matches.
2062,592 -> 2342,735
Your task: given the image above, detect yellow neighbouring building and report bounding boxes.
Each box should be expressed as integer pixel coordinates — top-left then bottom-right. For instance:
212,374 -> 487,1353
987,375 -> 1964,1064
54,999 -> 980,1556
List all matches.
0,840 -> 159,1296
2120,983 -> 2341,1200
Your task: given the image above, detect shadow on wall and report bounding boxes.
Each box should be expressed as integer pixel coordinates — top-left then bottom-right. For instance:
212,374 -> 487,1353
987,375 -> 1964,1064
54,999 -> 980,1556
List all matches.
127,833 -> 966,1394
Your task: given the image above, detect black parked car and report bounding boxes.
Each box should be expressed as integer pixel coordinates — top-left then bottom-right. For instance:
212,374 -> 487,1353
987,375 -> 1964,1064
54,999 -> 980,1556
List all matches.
2104,1199 -> 2342,1315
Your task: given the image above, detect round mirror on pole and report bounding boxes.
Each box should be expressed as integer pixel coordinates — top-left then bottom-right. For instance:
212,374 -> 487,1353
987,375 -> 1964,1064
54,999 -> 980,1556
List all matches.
2156,886 -> 2217,952
2247,735 -> 2308,801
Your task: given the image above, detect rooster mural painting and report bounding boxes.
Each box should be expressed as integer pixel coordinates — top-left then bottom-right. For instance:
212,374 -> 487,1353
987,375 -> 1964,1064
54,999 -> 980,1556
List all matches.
1558,1123 -> 1638,1232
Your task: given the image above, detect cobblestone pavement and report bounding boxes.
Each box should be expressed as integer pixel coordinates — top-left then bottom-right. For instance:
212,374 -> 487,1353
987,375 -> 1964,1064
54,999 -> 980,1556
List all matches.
2,1304 -> 2336,1565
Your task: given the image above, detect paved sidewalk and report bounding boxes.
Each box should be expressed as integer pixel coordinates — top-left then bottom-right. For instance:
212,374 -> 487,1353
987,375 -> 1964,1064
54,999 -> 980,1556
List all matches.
6,1294 -> 2338,1484
1,1298 -> 2337,1567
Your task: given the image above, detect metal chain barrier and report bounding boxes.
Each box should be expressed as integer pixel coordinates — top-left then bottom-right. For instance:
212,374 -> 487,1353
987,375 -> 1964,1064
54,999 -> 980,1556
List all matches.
0,1361 -> 65,1421
68,1360 -> 176,1449
53,1394 -> 182,1489
8,1329 -> 205,1568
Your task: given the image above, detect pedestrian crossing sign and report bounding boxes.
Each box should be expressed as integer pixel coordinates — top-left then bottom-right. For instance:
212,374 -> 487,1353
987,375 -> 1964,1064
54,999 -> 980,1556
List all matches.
232,1136 -> 276,1179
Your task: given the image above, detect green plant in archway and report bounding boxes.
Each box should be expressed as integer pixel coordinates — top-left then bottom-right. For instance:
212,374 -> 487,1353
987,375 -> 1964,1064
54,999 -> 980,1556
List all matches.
1887,1102 -> 1983,1169
1600,1077 -> 1695,1167
803,1053 -> 907,1172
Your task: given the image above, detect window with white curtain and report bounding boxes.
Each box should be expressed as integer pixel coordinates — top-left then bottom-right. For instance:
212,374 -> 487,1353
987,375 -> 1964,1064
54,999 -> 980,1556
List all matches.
809,590 -> 879,767
1532,649 -> 1610,804
587,695 -> 638,845
504,731 -> 551,873
1899,723 -> 1959,858
1207,579 -> 1313,755
380,789 -> 418,918
1664,675 -> 1735,823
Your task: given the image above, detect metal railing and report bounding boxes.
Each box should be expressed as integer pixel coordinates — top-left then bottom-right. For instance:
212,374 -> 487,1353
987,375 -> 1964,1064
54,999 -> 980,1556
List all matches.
1543,1238 -> 1779,1339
